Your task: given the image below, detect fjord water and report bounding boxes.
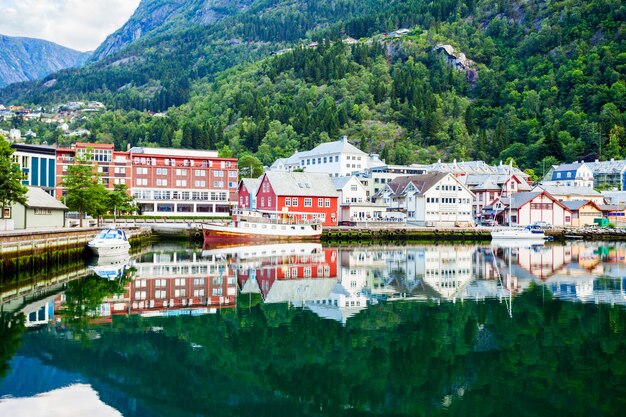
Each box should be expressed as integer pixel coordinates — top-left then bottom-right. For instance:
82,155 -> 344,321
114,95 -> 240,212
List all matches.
1,241 -> 626,416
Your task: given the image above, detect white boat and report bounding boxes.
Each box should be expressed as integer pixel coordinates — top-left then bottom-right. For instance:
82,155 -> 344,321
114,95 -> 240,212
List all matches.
491,225 -> 546,240
87,228 -> 131,256
202,209 -> 323,241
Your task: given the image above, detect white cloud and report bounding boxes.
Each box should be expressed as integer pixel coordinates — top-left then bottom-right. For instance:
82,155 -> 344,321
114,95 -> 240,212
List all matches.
0,0 -> 141,51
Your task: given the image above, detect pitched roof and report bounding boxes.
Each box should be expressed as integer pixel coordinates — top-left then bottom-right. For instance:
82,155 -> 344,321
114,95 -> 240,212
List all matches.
586,160 -> 626,174
561,200 -> 592,211
307,137 -> 366,156
264,172 -> 339,197
553,162 -> 586,172
383,172 -> 449,197
331,176 -> 355,190
24,187 -> 68,210
598,204 -> 626,211
240,178 -> 261,196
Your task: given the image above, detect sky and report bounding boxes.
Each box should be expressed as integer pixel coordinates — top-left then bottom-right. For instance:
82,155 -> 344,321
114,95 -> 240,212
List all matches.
0,0 -> 141,51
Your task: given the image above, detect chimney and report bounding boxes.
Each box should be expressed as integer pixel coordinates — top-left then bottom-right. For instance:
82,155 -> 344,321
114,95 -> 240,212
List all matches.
341,135 -> 347,142
595,159 -> 599,163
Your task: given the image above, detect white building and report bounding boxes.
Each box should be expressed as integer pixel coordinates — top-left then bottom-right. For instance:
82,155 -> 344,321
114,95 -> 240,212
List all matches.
373,172 -> 475,227
269,136 -> 385,177
357,164 -> 429,198
541,162 -> 594,188
332,176 -> 386,223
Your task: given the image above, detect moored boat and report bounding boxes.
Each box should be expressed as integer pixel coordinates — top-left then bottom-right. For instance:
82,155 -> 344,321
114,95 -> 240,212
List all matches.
491,225 -> 546,240
87,228 -> 131,256
202,209 -> 323,241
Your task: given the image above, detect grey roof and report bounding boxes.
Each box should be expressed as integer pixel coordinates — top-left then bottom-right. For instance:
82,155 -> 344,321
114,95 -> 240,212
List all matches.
586,160 -> 626,174
264,172 -> 339,197
535,185 -> 602,197
553,162 -> 586,172
307,138 -> 366,156
386,172 -> 456,197
598,204 -> 626,211
240,178 -> 261,196
510,192 -> 542,209
331,176 -> 354,190
24,187 -> 68,210
561,200 -> 592,211
428,160 -> 529,178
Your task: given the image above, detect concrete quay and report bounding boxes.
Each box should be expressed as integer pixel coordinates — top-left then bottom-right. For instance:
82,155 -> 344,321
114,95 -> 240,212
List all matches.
0,226 -> 153,258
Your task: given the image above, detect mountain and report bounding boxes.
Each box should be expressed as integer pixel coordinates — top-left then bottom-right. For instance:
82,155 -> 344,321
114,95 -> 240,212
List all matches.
1,0 -> 624,174
91,0 -> 254,61
0,35 -> 90,88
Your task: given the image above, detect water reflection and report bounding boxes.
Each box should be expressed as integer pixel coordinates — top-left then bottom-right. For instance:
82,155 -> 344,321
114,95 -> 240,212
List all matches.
3,241 -> 626,416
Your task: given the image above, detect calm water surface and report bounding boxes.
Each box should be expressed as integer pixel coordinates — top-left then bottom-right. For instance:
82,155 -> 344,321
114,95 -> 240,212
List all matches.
1,240 -> 626,416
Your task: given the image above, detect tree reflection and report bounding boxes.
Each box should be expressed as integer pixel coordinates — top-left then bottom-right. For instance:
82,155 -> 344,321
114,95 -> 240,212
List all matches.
0,311 -> 25,378
12,284 -> 626,416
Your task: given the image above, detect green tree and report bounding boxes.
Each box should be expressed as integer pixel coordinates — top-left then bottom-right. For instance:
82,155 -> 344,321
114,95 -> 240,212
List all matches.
62,153 -> 106,227
109,184 -> 137,216
0,140 -> 28,221
238,153 -> 264,178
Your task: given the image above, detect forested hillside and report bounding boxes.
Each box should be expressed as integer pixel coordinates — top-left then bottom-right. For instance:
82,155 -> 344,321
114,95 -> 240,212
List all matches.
2,0 -> 625,173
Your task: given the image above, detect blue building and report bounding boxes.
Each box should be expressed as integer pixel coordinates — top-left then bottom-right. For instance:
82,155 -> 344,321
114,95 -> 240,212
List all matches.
11,143 -> 57,196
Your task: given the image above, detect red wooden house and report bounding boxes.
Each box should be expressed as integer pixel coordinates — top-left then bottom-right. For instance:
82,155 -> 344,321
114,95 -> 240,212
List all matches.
255,172 -> 339,226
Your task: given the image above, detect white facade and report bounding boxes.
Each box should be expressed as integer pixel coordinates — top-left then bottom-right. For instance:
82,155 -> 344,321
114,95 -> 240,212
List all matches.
374,173 -> 475,227
269,136 -> 385,177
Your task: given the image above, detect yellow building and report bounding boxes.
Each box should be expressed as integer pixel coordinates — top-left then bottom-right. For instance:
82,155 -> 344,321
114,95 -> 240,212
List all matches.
562,200 -> 602,227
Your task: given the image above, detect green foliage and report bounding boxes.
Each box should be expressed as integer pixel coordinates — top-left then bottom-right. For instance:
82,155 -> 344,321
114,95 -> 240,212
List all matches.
237,153 -> 264,178
0,140 -> 28,218
1,0 -> 625,171
61,152 -> 109,226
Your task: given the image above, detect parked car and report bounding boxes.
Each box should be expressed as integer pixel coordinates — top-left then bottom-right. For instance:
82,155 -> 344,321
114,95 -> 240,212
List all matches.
530,221 -> 551,229
480,219 -> 498,227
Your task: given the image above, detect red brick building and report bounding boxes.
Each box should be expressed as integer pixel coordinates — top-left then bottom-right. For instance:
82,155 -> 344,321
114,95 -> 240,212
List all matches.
128,146 -> 238,216
55,143 -> 239,217
254,172 -> 339,226
55,142 -> 131,197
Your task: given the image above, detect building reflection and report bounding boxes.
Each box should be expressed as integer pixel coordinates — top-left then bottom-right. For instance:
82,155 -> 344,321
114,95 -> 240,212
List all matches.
12,241 -> 626,327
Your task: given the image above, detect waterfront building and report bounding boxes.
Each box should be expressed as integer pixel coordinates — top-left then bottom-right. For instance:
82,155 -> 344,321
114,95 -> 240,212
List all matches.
55,143 -> 238,217
561,200 -> 603,227
332,176 -> 386,223
2,187 -> 68,231
10,143 -> 57,196
598,204 -> 626,224
462,172 -> 532,222
128,146 -> 238,217
237,178 -> 261,209
256,171 -> 340,226
372,172 -> 474,226
55,142 -> 130,197
532,184 -> 605,204
490,191 -> 572,226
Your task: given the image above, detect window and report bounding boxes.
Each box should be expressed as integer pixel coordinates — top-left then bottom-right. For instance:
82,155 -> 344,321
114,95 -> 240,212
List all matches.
195,169 -> 206,176
292,198 -> 298,207
325,198 -> 330,207
214,170 -> 224,177
176,169 -> 187,176
318,198 -> 323,207
176,179 -> 187,187
285,198 -> 291,206
157,168 -> 168,175
268,197 -> 272,206
136,167 -> 148,175
304,198 -> 312,207
228,171 -> 237,178
351,185 -> 358,191
194,180 -> 206,187
136,178 -> 147,186
156,179 -> 168,186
